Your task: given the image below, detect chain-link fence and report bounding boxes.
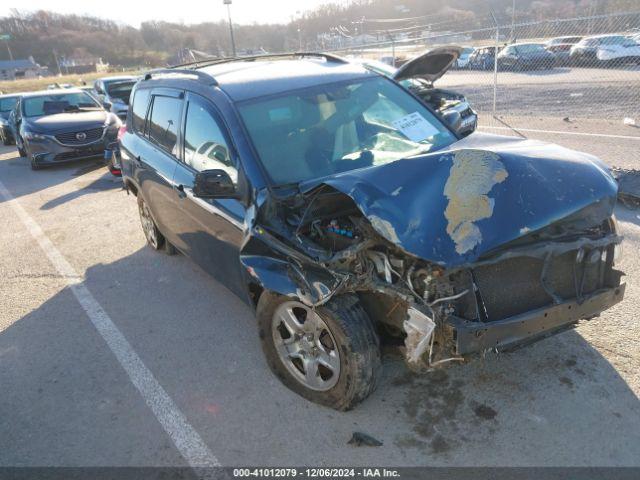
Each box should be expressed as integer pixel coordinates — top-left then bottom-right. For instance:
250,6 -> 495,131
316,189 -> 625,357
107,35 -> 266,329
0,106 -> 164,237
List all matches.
330,11 -> 640,169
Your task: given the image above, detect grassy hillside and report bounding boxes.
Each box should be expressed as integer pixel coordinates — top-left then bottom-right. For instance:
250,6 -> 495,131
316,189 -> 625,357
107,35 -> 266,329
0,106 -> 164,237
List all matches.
0,69 -> 142,94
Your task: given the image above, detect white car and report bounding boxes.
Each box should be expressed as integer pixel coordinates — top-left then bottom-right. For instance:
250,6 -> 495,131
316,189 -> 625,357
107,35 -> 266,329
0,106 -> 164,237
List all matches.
596,37 -> 640,64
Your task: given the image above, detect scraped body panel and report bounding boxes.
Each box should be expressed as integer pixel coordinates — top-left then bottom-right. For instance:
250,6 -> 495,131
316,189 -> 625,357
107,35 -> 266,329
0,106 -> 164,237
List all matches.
302,133 -> 618,267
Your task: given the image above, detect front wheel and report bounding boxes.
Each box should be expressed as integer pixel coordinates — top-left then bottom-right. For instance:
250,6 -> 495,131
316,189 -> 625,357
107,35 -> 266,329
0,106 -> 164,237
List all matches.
257,293 -> 381,411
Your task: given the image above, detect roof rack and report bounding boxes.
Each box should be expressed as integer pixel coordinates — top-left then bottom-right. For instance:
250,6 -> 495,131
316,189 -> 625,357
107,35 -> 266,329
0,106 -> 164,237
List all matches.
142,68 -> 218,86
171,52 -> 348,70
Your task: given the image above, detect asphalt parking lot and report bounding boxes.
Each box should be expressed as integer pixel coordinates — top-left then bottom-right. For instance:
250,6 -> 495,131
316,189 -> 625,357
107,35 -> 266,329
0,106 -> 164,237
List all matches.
1,142 -> 639,467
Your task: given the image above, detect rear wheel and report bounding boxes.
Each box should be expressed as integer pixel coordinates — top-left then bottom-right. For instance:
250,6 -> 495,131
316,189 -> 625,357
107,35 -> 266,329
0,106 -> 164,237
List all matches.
257,293 -> 381,411
137,196 -> 165,251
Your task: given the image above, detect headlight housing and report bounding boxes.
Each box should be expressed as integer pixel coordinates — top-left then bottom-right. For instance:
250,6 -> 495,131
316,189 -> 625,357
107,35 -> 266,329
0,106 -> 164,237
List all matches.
23,131 -> 47,141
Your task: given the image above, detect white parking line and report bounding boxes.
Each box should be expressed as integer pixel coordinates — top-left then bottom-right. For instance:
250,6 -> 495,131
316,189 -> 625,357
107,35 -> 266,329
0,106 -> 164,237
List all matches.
478,125 -> 640,140
0,179 -> 220,468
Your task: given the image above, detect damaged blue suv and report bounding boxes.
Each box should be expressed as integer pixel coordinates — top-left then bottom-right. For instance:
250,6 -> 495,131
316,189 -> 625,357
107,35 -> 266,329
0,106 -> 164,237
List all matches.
119,53 -> 624,410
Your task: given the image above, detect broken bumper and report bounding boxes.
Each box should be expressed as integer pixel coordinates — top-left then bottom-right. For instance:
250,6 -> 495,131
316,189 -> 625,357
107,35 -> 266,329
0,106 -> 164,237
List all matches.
448,283 -> 625,355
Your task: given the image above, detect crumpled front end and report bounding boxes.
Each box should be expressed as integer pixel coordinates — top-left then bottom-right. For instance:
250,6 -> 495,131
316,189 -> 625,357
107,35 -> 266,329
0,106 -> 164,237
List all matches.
242,134 -> 625,368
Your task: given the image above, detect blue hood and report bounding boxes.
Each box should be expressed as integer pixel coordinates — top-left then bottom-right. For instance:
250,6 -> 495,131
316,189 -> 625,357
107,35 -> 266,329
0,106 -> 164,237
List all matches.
301,133 -> 618,267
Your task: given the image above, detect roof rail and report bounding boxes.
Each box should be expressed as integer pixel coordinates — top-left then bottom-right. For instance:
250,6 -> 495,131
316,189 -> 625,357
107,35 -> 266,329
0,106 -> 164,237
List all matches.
240,52 -> 349,64
172,52 -> 348,70
143,68 -> 218,86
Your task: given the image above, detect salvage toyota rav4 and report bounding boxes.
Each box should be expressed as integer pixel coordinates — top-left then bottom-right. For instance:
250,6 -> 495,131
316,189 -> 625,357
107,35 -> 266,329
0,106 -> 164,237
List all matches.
118,54 -> 624,410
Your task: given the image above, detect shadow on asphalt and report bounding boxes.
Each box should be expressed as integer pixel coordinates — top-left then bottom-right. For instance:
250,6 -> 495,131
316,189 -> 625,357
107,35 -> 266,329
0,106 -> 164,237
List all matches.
615,204 -> 640,228
0,145 -> 107,205
1,244 -> 639,465
40,175 -> 122,210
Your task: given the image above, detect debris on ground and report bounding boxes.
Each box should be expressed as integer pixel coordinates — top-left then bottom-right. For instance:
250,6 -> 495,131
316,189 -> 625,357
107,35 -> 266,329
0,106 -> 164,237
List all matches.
623,117 -> 636,127
563,116 -> 571,122
348,432 -> 383,447
612,168 -> 640,208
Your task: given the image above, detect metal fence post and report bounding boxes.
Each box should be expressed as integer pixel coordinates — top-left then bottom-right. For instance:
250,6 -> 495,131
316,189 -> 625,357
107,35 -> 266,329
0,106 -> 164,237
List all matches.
387,31 -> 395,67
493,26 -> 499,118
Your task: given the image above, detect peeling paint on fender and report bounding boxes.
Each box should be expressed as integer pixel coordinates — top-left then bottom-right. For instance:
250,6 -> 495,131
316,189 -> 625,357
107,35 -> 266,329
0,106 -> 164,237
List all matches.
368,215 -> 401,244
443,149 -> 508,254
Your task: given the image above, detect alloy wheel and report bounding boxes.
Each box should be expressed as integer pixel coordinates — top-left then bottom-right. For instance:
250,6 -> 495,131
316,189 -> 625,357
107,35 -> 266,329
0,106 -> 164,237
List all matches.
139,201 -> 159,249
271,301 -> 341,391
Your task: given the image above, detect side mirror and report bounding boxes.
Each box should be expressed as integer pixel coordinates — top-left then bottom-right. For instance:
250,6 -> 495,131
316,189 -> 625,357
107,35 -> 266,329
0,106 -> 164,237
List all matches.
442,110 -> 462,133
193,169 -> 238,199
102,101 -> 112,110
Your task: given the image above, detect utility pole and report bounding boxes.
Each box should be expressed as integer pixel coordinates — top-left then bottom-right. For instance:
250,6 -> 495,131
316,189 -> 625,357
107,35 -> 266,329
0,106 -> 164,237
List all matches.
52,49 -> 62,76
223,0 -> 236,57
511,0 -> 516,42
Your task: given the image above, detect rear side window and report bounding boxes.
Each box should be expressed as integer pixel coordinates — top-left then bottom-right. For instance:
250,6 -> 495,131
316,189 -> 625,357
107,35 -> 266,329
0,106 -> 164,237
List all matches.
148,95 -> 182,155
131,89 -> 150,134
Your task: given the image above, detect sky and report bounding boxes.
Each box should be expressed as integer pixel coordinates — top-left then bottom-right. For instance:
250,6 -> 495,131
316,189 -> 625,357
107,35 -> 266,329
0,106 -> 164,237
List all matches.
0,0 -> 337,26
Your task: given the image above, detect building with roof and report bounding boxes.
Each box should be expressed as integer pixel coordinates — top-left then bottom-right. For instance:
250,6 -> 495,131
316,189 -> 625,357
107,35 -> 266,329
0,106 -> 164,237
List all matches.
60,56 -> 108,75
0,57 -> 48,80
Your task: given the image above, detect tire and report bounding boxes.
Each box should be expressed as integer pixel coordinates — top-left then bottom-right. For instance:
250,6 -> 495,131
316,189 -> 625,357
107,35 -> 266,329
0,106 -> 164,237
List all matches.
164,240 -> 178,255
257,292 -> 381,411
137,196 -> 166,251
30,158 -> 42,171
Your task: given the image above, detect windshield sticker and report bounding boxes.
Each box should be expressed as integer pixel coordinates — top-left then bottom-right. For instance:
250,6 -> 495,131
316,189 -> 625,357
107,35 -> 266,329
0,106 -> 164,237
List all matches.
392,112 -> 439,143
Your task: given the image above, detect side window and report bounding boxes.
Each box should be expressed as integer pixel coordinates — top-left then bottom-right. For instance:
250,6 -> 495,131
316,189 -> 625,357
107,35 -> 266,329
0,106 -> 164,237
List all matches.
131,88 -> 150,134
148,95 -> 183,155
183,99 -> 237,184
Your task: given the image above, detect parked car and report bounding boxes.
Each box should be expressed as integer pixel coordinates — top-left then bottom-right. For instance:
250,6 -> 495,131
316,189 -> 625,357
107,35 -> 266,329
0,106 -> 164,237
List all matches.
455,47 -> 475,68
0,93 -> 22,145
596,38 -> 640,66
570,34 -> 638,66
497,43 -> 557,70
79,85 -> 100,101
94,75 -> 138,121
545,36 -> 582,65
466,46 -> 499,70
118,54 -> 624,410
13,88 -> 121,170
357,47 -> 477,136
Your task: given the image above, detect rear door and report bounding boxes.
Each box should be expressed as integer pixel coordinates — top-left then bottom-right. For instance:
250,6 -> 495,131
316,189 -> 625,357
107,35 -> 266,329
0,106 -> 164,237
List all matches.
133,88 -> 185,245
170,91 -> 247,297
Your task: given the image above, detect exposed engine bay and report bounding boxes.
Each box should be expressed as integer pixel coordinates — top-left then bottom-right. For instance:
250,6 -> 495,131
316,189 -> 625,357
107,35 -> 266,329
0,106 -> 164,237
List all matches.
247,177 -> 624,369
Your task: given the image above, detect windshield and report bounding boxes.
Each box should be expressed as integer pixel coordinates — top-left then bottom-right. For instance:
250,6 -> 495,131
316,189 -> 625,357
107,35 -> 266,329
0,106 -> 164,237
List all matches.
106,81 -> 135,105
239,77 -> 456,185
0,97 -> 18,112
22,92 -> 101,117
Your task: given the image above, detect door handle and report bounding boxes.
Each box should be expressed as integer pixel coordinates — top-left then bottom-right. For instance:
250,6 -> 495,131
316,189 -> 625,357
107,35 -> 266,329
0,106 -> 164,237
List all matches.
173,184 -> 187,199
